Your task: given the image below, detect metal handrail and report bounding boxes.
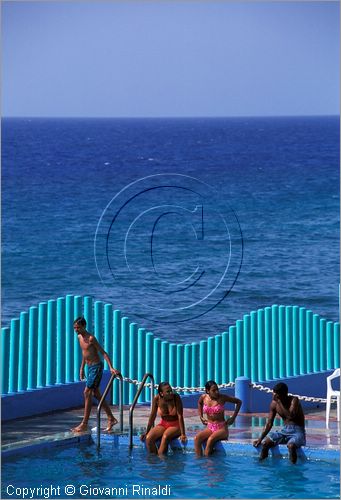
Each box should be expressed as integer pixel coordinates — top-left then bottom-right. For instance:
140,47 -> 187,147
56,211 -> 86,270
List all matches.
129,372 -> 155,449
96,372 -> 123,449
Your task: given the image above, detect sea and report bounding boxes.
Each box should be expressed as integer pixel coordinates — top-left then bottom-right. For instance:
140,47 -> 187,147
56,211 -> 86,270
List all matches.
1,116 -> 339,342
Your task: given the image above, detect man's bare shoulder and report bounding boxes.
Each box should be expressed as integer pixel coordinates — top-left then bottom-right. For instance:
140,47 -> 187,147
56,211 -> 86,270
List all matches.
79,333 -> 96,345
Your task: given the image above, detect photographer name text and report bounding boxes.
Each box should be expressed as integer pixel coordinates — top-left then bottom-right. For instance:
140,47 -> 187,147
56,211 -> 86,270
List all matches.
6,483 -> 172,498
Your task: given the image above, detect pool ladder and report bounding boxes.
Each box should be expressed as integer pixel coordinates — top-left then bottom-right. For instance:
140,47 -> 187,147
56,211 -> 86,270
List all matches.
96,372 -> 155,449
129,373 -> 155,449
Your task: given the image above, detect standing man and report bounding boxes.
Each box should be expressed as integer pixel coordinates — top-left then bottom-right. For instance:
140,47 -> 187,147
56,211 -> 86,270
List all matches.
72,316 -> 121,433
253,382 -> 306,463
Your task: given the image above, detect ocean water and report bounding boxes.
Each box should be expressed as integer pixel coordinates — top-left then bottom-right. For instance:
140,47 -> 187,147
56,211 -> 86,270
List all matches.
1,116 -> 339,342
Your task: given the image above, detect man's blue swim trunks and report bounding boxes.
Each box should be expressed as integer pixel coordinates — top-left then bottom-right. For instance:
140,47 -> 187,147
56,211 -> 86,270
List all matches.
268,424 -> 306,447
86,362 -> 103,389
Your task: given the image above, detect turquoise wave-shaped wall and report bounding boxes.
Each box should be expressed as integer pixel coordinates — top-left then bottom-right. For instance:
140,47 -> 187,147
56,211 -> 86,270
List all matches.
1,295 -> 339,404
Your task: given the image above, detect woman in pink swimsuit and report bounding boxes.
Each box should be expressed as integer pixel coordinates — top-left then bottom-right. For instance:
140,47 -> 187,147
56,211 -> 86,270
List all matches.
140,382 -> 187,455
194,380 -> 242,456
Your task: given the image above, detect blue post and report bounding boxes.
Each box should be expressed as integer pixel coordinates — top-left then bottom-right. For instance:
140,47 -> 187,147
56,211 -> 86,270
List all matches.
221,333 -> 229,383
313,314 -> 320,372
83,296 -> 93,332
46,301 -> 56,386
1,328 -> 10,394
18,312 -> 29,392
285,306 -> 293,377
199,340 -> 207,387
169,343 -> 177,388
250,312 -> 257,382
278,305 -> 286,378
176,344 -> 184,393
37,302 -> 47,388
257,310 -> 265,382
306,310 -> 313,373
292,306 -> 299,376
334,323 -> 340,368
320,318 -> 327,371
129,323 -> 138,403
192,342 -> 199,390
236,320 -> 243,378
28,306 -> 38,390
264,307 -> 272,381
228,326 -> 236,382
137,328 -> 146,403
272,305 -> 279,379
243,315 -> 251,378
65,295 -> 74,383
113,309 -> 121,404
121,317 -> 130,404
207,337 -> 215,381
9,318 -> 20,393
235,377 -> 251,413
299,308 -> 306,374
104,304 -> 113,371
184,344 -> 191,394
145,332 -> 154,402
161,341 -> 169,382
74,295 -> 82,317
56,298 -> 65,384
73,296 -> 82,381
94,301 -> 104,344
214,335 -> 222,383
326,321 -> 333,370
153,338 -> 162,385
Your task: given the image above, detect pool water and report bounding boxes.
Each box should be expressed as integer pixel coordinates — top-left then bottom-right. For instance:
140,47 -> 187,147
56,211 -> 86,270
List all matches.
2,439 -> 339,499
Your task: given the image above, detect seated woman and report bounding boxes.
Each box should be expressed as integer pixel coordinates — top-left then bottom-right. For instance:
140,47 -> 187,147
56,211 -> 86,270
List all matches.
140,381 -> 187,455
194,380 -> 242,457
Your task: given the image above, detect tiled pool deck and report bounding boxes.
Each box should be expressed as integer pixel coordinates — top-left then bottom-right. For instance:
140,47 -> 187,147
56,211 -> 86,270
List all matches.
1,404 -> 339,454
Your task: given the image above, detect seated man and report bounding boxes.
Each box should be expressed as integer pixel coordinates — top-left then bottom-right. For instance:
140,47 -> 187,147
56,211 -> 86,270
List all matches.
253,382 -> 306,464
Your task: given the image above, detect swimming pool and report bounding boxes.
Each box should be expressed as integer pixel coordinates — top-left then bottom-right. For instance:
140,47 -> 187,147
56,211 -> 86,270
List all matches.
2,437 -> 339,499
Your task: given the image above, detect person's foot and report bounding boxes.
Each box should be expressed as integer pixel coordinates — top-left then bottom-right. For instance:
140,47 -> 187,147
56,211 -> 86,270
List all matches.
71,422 -> 88,433
104,416 -> 118,432
288,446 -> 297,464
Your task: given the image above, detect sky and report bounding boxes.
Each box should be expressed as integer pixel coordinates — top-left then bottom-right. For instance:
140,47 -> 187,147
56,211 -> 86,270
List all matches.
1,1 -> 340,118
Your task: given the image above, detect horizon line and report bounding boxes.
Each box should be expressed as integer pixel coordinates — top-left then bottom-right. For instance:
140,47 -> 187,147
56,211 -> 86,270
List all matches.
2,113 -> 340,120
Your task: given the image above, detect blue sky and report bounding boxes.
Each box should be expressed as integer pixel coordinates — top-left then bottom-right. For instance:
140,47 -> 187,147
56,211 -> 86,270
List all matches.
2,1 -> 339,117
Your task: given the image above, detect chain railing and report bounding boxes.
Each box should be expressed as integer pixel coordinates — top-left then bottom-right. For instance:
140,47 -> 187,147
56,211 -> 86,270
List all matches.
251,382 -> 329,404
121,376 -> 331,404
121,376 -> 235,393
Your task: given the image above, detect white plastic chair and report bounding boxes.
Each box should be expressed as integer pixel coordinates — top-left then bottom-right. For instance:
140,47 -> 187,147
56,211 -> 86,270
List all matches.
326,368 -> 340,428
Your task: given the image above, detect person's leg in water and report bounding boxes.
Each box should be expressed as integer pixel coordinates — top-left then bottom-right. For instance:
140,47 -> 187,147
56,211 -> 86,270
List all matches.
158,426 -> 181,456
145,426 -> 166,454
259,437 -> 276,460
194,428 -> 212,457
287,443 -> 298,464
287,428 -> 305,464
204,425 -> 228,457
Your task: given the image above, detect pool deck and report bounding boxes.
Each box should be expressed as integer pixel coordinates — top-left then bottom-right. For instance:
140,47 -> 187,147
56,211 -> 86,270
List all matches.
1,404 -> 339,454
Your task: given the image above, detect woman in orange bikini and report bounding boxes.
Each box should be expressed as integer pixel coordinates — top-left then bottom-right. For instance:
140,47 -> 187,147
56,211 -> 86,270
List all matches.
194,380 -> 242,457
140,381 -> 187,455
